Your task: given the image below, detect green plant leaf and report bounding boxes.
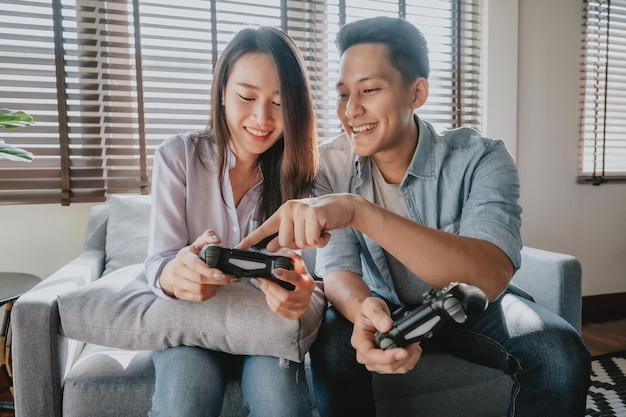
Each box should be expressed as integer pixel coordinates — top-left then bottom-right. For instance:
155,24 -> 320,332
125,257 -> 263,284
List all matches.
0,108 -> 34,129
0,139 -> 34,162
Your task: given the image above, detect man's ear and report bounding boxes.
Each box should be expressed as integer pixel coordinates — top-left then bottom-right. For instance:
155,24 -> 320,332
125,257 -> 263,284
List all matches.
410,77 -> 429,109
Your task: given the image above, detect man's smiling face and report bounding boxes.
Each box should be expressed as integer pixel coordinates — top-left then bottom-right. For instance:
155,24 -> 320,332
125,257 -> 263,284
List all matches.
335,43 -> 420,158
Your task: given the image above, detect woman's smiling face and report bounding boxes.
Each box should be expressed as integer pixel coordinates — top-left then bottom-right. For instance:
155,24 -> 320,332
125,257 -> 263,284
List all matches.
223,52 -> 283,161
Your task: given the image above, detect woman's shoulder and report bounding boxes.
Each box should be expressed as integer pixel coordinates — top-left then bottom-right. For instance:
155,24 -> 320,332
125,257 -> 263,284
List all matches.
156,130 -> 217,157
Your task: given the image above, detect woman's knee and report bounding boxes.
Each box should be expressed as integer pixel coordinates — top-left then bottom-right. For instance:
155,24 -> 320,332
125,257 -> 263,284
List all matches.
241,356 -> 312,417
150,347 -> 229,416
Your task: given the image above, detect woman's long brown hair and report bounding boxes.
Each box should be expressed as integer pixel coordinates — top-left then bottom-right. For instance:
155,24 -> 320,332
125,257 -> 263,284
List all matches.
195,26 -> 318,224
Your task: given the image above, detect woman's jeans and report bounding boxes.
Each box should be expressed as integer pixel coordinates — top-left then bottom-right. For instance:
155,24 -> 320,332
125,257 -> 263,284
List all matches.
149,347 -> 312,417
309,288 -> 592,417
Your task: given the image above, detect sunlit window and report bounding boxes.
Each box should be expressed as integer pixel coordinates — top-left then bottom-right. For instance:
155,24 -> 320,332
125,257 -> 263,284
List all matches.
0,0 -> 483,205
579,0 -> 626,184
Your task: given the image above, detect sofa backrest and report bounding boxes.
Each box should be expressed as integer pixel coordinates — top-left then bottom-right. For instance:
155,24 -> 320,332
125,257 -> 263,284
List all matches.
103,194 -> 152,276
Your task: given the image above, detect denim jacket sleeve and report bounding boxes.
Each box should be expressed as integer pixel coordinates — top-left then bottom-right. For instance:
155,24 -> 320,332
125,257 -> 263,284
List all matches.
313,135 -> 364,279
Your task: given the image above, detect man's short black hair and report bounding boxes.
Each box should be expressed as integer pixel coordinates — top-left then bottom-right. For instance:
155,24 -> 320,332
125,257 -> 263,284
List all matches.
335,16 -> 430,82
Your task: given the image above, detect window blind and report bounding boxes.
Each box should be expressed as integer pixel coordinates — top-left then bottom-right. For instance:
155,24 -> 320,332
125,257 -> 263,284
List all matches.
0,0 -> 483,205
579,0 -> 626,184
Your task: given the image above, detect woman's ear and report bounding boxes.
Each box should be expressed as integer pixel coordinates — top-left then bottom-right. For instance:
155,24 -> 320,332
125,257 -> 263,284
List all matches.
410,77 -> 429,109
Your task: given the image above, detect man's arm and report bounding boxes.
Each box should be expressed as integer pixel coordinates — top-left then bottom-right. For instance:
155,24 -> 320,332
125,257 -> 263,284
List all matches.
239,193 -> 512,301
348,196 -> 513,301
323,270 -> 371,323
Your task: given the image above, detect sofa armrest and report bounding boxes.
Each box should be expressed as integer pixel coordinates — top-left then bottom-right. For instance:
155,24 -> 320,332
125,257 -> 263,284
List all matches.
12,251 -> 104,417
511,246 -> 582,332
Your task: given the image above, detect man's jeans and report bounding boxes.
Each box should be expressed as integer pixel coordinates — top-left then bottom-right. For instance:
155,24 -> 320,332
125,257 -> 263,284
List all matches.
149,346 -> 312,417
309,288 -> 591,417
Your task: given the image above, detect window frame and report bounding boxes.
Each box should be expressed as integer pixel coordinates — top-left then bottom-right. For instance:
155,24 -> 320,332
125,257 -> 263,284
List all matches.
578,0 -> 626,185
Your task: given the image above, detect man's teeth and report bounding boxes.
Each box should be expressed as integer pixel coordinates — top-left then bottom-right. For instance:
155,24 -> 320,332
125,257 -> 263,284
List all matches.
352,123 -> 377,133
246,127 -> 270,136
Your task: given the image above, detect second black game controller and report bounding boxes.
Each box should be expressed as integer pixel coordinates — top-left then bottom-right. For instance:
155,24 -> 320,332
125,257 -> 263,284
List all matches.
199,244 -> 295,290
374,282 -> 488,350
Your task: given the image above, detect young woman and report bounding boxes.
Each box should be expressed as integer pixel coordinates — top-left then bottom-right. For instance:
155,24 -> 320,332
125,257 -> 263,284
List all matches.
144,26 -> 319,417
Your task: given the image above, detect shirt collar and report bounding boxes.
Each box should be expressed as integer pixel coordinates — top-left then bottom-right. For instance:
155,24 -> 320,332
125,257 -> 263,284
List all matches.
354,114 -> 436,182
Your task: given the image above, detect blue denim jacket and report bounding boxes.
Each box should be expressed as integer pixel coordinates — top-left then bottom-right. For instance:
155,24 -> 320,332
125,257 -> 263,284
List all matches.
314,117 -> 522,305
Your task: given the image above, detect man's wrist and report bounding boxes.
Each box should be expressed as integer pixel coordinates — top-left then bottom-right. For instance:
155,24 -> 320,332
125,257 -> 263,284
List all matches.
348,194 -> 375,233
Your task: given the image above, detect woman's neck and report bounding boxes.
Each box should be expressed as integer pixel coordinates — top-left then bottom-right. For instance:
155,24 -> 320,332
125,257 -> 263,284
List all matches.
229,160 -> 261,206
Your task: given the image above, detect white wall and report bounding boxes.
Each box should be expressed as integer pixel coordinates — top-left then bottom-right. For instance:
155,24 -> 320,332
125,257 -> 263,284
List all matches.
1,0 -> 625,296
514,0 -> 626,296
0,203 -> 95,280
484,0 -> 519,159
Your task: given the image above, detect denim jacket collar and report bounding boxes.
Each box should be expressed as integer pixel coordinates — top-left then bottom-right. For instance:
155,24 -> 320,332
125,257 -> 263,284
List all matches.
353,115 -> 436,188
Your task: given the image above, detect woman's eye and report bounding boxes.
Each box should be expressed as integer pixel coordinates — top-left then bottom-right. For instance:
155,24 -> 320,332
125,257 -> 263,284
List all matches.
272,101 -> 281,107
238,94 -> 253,101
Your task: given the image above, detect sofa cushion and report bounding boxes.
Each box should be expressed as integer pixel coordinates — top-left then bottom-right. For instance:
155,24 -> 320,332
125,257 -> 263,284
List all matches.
63,344 -> 249,417
103,195 -> 151,276
57,264 -> 325,362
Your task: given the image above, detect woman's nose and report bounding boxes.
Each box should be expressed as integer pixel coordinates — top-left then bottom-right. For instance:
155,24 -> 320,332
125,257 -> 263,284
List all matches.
252,101 -> 273,124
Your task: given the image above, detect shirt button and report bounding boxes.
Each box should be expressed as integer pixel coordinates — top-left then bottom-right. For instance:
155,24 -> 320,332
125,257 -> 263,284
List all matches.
232,226 -> 238,232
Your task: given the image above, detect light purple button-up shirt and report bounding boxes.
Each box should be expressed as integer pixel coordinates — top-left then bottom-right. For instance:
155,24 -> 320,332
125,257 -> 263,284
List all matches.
144,133 -> 262,298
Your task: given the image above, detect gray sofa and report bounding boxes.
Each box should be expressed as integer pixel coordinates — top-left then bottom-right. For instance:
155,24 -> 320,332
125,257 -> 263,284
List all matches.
12,194 -> 583,417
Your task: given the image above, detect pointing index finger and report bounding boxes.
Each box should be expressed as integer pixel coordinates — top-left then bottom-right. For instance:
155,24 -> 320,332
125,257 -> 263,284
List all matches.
237,211 -> 281,250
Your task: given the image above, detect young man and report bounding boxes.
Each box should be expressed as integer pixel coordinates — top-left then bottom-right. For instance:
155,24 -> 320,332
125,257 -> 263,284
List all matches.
240,16 -> 591,416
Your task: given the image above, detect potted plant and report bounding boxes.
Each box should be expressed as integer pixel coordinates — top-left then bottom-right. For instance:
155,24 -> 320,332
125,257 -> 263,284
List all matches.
0,108 -> 34,162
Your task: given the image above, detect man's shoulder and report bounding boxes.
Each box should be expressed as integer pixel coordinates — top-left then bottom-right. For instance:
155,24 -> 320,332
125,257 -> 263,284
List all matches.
435,124 -> 504,152
316,133 -> 357,193
318,132 -> 356,169
319,132 -> 353,153
414,120 -> 514,180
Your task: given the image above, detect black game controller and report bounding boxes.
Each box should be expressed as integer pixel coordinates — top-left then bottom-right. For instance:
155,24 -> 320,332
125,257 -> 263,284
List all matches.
374,282 -> 488,350
199,244 -> 295,290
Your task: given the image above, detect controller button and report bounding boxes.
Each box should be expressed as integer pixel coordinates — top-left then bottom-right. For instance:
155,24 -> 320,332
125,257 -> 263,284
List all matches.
404,316 -> 441,340
379,338 -> 397,350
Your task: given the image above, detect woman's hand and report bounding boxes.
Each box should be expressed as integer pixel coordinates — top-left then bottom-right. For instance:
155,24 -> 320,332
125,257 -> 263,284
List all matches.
158,230 -> 238,301
252,250 -> 316,320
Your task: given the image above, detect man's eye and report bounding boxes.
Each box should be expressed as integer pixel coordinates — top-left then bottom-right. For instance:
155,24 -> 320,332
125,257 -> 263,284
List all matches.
363,88 -> 379,94
337,92 -> 349,100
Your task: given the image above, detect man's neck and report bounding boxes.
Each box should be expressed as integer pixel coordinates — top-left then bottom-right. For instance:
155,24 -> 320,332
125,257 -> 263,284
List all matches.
371,120 -> 419,184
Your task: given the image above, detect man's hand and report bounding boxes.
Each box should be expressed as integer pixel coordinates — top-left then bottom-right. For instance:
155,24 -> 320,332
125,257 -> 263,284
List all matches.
238,194 -> 360,252
158,230 -> 237,301
351,297 -> 422,374
252,250 -> 316,320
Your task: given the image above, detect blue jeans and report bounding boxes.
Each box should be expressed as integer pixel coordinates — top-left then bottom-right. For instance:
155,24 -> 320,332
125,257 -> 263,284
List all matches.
309,288 -> 591,417
149,346 -> 312,417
